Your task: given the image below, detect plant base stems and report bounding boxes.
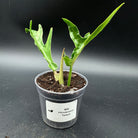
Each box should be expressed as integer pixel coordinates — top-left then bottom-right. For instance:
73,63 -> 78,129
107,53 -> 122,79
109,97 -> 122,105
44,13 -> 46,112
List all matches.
59,48 -> 65,85
67,65 -> 73,86
53,71 -> 59,81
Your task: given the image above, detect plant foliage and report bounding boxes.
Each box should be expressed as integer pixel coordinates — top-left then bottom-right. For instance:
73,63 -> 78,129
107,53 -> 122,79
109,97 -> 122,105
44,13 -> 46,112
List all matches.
62,3 -> 125,68
25,21 -> 58,71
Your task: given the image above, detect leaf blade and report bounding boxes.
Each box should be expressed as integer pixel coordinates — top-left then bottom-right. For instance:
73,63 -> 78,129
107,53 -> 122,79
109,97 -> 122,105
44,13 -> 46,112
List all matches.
62,3 -> 125,66
83,2 -> 125,47
63,54 -> 72,66
62,18 -> 86,48
25,21 -> 58,71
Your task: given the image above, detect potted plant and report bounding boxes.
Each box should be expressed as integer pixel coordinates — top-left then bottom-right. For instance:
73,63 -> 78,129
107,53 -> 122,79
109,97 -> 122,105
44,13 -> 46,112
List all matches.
25,3 -> 125,129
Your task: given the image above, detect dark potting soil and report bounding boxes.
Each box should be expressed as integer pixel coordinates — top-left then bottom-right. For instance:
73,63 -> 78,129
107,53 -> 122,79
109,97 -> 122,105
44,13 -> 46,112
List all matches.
36,71 -> 86,92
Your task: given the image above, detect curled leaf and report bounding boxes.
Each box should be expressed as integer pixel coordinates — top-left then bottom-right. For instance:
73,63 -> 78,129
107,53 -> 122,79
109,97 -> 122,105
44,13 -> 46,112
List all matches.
63,54 -> 73,66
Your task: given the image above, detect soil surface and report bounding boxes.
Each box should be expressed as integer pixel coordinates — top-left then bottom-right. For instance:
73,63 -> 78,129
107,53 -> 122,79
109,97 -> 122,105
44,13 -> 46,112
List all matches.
36,71 -> 86,92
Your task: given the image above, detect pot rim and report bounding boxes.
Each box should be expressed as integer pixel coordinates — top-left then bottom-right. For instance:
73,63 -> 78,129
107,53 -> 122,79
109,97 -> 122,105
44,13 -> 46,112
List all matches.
34,70 -> 88,95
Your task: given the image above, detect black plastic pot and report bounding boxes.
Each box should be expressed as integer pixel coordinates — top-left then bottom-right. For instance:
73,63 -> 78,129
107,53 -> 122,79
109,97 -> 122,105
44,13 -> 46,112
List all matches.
34,70 -> 88,129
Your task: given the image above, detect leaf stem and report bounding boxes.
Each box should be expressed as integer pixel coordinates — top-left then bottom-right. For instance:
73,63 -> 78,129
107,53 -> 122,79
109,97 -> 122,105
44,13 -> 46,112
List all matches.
59,48 -> 65,85
67,65 -> 73,86
54,71 -> 59,81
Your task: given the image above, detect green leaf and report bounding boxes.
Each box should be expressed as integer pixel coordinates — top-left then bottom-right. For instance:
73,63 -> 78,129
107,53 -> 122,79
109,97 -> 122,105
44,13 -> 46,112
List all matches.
62,2 -> 125,66
62,18 -> 87,48
63,53 -> 73,66
83,2 -> 125,47
25,20 -> 58,71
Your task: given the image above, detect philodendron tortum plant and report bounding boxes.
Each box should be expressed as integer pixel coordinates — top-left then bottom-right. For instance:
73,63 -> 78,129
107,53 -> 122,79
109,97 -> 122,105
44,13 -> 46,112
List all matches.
25,3 -> 125,87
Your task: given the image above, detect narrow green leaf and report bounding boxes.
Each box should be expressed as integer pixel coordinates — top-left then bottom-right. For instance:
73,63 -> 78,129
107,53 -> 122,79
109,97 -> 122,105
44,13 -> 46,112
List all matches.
43,28 -> 56,67
83,2 -> 125,47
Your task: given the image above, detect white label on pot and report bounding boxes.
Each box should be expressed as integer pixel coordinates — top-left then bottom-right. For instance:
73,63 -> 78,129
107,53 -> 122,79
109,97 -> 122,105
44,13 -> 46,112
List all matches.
46,100 -> 77,122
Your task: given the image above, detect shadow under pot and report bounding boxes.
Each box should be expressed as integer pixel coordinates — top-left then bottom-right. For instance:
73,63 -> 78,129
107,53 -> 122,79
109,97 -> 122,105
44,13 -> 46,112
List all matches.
34,70 -> 88,129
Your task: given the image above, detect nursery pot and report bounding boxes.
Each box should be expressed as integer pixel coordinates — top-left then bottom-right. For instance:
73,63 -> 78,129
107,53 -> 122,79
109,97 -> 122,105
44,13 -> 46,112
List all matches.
34,70 -> 88,129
